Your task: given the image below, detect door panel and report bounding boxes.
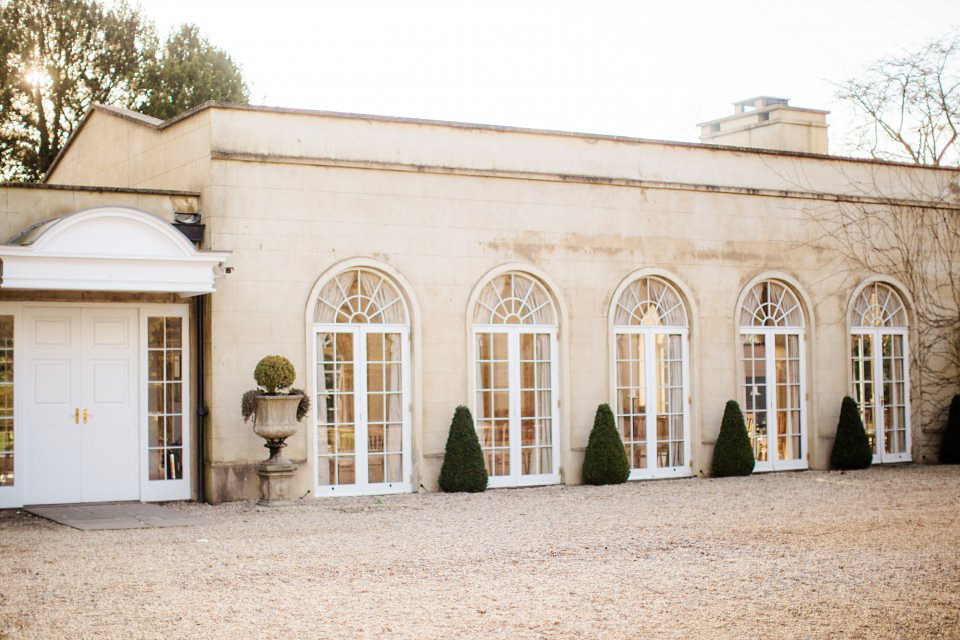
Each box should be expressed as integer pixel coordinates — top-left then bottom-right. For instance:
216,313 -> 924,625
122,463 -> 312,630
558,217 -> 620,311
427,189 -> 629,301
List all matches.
81,309 -> 138,502
851,334 -> 877,454
476,332 -> 510,477
23,310 -> 82,505
316,330 -> 357,487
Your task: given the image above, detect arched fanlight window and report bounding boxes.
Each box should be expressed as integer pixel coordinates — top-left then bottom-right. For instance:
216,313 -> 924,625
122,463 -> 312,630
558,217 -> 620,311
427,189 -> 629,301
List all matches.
612,276 -> 691,479
849,281 -> 911,463
614,276 -> 688,327
474,273 -> 556,325
314,268 -> 409,324
471,270 -> 560,488
738,279 -> 807,472
850,283 -> 907,328
312,266 -> 412,497
740,281 -> 804,327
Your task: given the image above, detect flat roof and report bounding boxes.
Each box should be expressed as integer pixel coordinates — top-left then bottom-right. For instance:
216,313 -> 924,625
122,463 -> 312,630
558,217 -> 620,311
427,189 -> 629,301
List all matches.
42,101 -> 960,182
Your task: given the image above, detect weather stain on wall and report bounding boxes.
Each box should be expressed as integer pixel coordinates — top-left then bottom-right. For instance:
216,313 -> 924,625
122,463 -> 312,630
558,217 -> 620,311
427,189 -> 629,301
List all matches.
483,231 -> 767,265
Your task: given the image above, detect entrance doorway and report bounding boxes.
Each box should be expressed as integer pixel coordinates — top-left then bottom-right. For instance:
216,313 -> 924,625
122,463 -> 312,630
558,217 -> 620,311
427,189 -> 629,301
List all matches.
22,307 -> 139,504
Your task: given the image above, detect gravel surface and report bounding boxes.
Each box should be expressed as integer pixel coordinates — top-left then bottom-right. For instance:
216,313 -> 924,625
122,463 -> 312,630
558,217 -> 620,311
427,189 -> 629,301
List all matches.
1,465 -> 958,639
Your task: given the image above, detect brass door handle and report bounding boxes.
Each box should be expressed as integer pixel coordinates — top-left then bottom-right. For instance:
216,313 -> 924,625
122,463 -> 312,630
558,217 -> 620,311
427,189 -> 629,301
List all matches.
83,408 -> 89,424
74,408 -> 79,424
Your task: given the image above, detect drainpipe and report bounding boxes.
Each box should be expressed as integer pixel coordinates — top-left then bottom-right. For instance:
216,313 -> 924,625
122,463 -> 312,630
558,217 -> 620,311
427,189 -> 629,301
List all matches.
196,294 -> 208,503
174,214 -> 210,504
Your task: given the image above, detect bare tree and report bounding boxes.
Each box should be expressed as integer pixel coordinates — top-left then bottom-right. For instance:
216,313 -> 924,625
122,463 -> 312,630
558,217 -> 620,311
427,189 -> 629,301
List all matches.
816,33 -> 960,454
837,32 -> 959,167
810,175 -> 960,431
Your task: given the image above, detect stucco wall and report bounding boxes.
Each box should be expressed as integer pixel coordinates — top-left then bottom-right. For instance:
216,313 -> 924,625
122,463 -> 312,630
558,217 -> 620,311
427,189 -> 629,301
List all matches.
0,184 -> 197,238
201,153 -> 950,501
205,106 -> 951,203
46,109 -> 212,193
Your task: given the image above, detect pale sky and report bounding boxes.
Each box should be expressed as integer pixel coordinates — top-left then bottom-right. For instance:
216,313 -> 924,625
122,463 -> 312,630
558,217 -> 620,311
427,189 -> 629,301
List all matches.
137,0 -> 957,154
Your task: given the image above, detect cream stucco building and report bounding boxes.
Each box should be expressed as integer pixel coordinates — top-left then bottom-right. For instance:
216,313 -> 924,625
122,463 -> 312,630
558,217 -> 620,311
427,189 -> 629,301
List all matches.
0,97 -> 955,506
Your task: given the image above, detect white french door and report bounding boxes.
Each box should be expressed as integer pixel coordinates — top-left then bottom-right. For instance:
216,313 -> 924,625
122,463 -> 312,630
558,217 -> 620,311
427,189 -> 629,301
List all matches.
314,325 -> 411,496
613,328 -> 690,479
850,330 -> 911,463
473,327 -> 559,488
1,304 -> 191,508
22,307 -> 139,505
740,330 -> 807,472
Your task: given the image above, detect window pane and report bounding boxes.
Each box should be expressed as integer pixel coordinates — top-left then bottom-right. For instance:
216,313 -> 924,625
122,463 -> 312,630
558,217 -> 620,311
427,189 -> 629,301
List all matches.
164,317 -> 182,348
368,454 -> 385,483
147,317 -> 164,348
386,454 -> 402,482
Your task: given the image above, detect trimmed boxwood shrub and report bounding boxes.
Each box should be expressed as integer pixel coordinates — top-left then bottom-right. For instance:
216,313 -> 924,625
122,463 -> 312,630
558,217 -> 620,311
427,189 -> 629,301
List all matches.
941,394 -> 960,464
711,400 -> 755,477
830,396 -> 873,470
582,403 -> 630,485
439,406 -> 488,493
254,355 -> 296,394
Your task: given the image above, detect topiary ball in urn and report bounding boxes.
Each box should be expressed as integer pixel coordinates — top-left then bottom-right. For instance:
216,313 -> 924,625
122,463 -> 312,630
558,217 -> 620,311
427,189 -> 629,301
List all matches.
254,355 -> 296,395
242,355 -> 310,465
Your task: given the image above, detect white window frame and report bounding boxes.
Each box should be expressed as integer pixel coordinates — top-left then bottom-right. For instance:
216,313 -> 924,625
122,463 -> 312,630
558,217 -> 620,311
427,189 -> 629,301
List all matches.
312,323 -> 412,497
140,304 -> 192,502
470,324 -> 560,488
738,327 -> 808,472
849,327 -> 912,464
610,325 -> 691,480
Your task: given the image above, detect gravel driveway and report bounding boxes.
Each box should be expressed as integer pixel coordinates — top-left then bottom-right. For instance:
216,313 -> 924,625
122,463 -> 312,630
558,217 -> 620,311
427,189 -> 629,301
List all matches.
1,465 -> 958,639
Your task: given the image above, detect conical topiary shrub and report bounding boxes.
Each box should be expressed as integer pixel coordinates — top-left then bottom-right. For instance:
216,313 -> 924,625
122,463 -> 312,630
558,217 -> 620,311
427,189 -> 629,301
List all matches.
582,403 -> 630,485
940,395 -> 960,464
712,400 -> 755,477
830,396 -> 873,470
438,406 -> 488,492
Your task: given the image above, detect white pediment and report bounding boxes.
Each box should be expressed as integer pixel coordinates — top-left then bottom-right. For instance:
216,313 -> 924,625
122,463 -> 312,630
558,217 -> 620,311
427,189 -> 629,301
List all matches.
0,206 -> 229,295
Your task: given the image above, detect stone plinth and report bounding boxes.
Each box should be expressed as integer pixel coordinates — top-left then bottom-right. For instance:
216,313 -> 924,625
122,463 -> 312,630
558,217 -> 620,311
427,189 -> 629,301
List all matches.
256,461 -> 298,506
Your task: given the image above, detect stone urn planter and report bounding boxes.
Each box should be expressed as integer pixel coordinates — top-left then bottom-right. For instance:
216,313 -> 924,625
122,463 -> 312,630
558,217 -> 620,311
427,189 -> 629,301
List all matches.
241,355 -> 310,506
252,394 -> 302,465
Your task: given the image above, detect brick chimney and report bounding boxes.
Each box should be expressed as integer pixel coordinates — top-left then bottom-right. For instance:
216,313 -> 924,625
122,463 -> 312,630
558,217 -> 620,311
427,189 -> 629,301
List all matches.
698,97 -> 829,154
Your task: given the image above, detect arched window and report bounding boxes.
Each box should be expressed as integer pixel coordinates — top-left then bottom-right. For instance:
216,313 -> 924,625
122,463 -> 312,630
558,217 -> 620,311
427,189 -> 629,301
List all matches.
315,269 -> 408,324
612,276 -> 690,479
473,272 -> 557,325
849,282 -> 910,463
738,280 -> 807,471
313,268 -> 411,496
472,271 -> 559,488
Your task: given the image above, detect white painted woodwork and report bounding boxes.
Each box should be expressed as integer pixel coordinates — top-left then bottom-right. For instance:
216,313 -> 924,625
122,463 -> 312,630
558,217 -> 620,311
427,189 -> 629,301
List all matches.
312,325 -> 412,497
81,309 -> 139,502
23,309 -> 82,504
23,308 -> 139,504
0,207 -> 229,296
851,329 -> 912,464
472,326 -> 560,489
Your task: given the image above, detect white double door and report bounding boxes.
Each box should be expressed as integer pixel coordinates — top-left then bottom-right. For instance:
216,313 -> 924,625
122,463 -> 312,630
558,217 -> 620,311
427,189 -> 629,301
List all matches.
23,307 -> 139,505
473,328 -> 560,488
741,330 -> 807,472
850,329 -> 911,463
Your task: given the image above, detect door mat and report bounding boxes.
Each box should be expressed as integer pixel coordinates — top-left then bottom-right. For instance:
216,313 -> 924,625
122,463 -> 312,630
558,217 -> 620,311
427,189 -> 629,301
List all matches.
26,502 -> 211,531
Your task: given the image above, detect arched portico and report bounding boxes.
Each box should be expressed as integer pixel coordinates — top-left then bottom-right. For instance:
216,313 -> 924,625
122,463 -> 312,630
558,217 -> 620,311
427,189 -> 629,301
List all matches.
0,206 -> 229,509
